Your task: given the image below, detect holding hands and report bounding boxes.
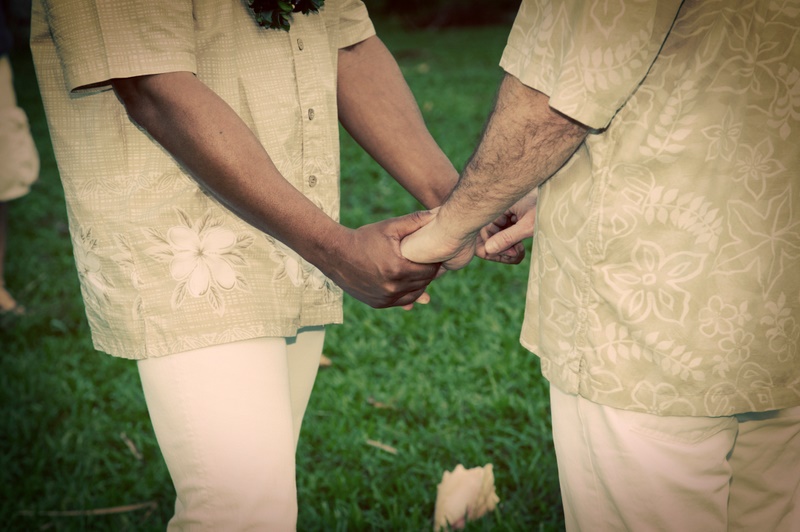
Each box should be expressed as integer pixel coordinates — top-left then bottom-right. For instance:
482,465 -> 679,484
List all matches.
400,187 -> 537,271
325,210 -> 442,309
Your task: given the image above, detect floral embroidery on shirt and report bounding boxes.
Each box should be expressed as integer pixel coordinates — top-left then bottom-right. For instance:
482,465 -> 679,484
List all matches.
266,235 -> 341,303
144,209 -> 255,316
763,293 -> 800,362
110,233 -> 144,320
768,63 -> 799,140
712,328 -> 755,378
733,138 -> 786,200
175,325 -> 270,352
701,107 -> 742,162
72,226 -> 114,308
630,381 -> 697,416
639,84 -> 699,165
602,240 -> 706,325
620,166 -> 723,251
717,194 -> 800,297
599,323 -> 650,364
698,296 -> 752,338
78,170 -> 186,198
264,194 -> 340,302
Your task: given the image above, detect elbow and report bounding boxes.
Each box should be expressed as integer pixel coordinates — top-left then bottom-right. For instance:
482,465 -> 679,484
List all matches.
111,76 -> 153,127
111,72 -> 188,128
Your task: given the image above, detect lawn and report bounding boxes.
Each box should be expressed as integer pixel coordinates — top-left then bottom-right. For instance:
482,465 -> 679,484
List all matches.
0,18 -> 564,532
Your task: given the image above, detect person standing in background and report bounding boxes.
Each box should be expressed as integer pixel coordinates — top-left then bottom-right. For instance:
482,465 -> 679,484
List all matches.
403,0 -> 800,529
0,0 -> 39,315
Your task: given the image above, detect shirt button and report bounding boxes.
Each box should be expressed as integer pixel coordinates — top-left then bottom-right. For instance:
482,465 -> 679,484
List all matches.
308,108 -> 315,120
308,175 -> 318,187
297,38 -> 304,50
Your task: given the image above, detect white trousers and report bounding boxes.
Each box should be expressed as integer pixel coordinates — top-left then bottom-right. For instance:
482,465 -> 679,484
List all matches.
550,385 -> 800,532
137,328 -> 325,531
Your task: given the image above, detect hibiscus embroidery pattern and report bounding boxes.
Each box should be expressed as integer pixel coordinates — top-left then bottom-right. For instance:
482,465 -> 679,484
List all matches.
266,234 -> 341,303
145,209 -> 254,315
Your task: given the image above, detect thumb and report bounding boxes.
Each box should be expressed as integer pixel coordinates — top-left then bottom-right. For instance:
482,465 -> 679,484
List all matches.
390,210 -> 436,239
484,223 -> 529,255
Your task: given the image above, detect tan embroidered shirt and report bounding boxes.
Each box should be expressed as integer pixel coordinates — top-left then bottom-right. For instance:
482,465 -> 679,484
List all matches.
31,0 -> 375,359
502,0 -> 800,416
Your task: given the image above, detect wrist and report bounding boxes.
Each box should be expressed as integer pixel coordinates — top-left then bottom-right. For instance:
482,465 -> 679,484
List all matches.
426,213 -> 478,254
289,214 -> 349,271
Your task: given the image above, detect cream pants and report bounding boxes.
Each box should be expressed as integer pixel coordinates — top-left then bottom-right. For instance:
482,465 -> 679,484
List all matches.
550,385 -> 800,531
137,328 -> 325,531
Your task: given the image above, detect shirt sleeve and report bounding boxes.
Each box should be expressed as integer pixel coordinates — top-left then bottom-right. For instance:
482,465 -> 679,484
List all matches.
41,0 -> 196,93
336,0 -> 375,49
500,0 -> 684,129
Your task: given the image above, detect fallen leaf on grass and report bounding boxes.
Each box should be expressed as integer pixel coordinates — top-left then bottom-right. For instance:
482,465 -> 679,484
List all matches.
433,464 -> 499,531
18,500 -> 158,517
119,432 -> 143,461
365,439 -> 398,455
319,354 -> 333,367
367,397 -> 394,409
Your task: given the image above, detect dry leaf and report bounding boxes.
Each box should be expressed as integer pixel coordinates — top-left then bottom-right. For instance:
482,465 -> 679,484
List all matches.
319,353 -> 333,367
119,432 -> 143,461
365,439 -> 398,455
18,500 -> 157,517
433,464 -> 499,531
367,397 -> 394,409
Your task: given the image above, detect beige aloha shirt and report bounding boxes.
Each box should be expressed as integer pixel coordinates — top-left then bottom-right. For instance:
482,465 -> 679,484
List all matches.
31,0 -> 375,359
502,0 -> 800,416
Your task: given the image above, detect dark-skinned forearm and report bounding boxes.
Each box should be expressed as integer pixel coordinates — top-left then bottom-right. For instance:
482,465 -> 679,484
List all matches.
337,36 -> 458,209
112,72 -> 346,271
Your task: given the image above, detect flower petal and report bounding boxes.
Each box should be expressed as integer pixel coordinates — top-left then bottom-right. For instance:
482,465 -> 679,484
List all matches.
203,227 -> 237,252
187,262 -> 212,297
207,256 -> 237,290
170,253 -> 198,281
168,226 -> 201,251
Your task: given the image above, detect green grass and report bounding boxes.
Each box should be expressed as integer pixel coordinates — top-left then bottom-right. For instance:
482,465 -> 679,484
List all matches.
0,20 -> 564,531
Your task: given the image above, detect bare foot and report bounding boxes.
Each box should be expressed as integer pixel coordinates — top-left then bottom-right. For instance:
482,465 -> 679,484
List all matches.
0,285 -> 25,315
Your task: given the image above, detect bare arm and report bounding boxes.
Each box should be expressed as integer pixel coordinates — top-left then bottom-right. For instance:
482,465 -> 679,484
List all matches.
337,36 -> 458,209
112,71 -> 438,308
401,73 -> 589,267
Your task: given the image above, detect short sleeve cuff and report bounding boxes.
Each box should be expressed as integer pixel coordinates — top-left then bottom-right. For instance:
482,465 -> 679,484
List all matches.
44,0 -> 197,93
337,1 -> 375,49
500,44 -> 616,130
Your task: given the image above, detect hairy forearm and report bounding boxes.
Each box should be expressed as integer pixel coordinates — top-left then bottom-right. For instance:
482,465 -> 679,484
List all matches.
437,73 -> 588,237
338,36 -> 458,208
112,72 -> 342,266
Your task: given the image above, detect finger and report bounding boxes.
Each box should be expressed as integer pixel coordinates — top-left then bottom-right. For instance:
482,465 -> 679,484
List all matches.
388,209 -> 437,240
497,242 -> 526,264
393,286 -> 431,308
484,222 -> 532,255
401,290 -> 431,311
480,241 -> 526,264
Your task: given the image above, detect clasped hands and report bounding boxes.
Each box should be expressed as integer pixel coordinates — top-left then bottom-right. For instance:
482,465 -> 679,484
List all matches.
331,190 -> 537,310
